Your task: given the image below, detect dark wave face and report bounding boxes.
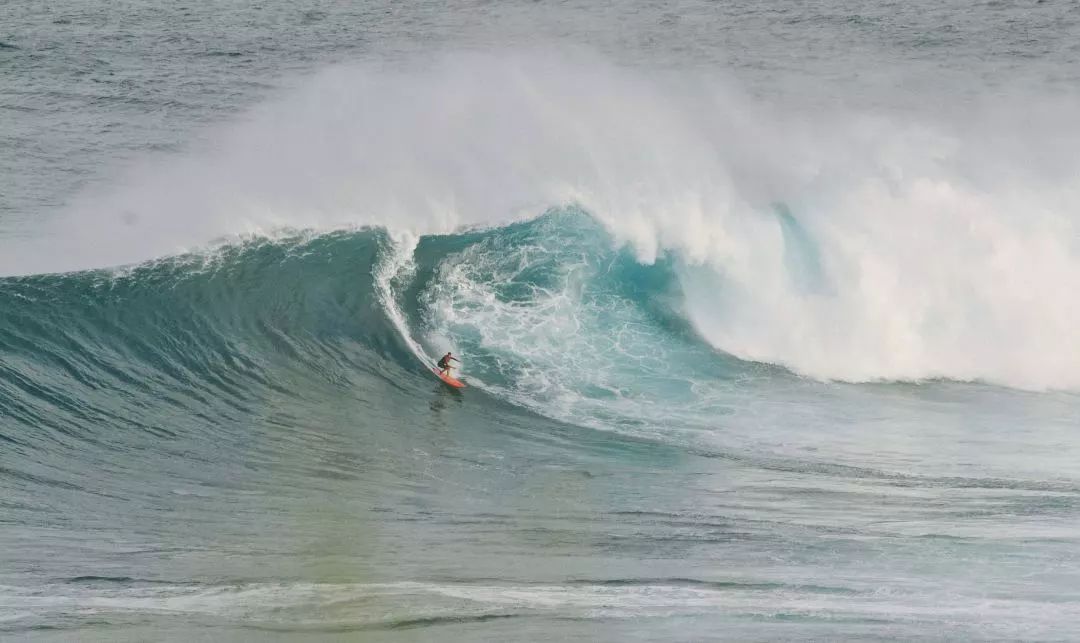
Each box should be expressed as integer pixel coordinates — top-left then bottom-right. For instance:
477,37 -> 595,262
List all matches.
3,211 -> 1080,640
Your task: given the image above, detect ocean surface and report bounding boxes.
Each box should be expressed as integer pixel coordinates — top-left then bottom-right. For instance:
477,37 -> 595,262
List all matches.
3,1 -> 1080,640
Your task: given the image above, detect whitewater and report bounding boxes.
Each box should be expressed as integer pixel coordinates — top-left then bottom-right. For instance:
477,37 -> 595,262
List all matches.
3,0 -> 1080,640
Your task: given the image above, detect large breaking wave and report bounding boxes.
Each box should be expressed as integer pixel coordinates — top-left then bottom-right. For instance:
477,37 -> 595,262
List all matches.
3,53 -> 1080,390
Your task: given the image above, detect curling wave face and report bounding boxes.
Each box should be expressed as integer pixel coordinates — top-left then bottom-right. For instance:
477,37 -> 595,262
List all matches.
4,210 -> 1077,476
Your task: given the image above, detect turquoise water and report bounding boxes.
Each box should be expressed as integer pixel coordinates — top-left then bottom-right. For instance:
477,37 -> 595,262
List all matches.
3,1 -> 1080,640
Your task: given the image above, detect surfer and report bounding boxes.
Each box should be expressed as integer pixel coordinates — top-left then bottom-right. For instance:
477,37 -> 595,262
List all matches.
437,352 -> 460,377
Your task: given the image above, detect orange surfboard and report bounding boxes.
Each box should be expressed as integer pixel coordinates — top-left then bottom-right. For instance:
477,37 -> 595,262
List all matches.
432,367 -> 466,389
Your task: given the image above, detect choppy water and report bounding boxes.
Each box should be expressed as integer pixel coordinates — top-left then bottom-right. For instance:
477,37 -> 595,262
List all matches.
3,1 -> 1080,640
